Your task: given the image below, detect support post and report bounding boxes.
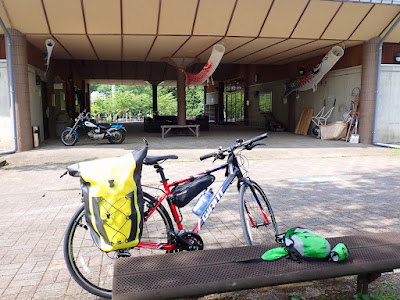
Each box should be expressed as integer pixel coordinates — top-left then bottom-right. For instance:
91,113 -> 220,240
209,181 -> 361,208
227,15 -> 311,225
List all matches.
147,80 -> 163,118
218,81 -> 224,124
244,65 -> 249,125
359,37 -> 380,144
356,273 -> 381,295
152,83 -> 158,116
7,28 -> 32,151
177,68 -> 186,125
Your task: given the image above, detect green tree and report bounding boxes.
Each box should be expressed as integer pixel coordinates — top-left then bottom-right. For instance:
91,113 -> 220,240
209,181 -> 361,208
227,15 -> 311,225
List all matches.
90,84 -> 112,97
158,92 -> 177,115
89,83 -> 204,118
91,95 -> 109,117
186,86 -> 204,117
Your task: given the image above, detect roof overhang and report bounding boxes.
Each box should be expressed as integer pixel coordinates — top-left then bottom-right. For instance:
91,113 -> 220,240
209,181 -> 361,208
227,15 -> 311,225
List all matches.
1,0 -> 400,67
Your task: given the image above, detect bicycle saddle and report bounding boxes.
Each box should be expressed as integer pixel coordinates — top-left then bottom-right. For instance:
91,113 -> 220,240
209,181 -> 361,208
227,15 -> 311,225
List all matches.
144,155 -> 178,165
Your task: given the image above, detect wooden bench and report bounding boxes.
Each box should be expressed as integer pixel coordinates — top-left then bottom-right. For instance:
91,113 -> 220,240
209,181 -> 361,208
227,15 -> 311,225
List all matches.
113,232 -> 400,300
161,124 -> 200,138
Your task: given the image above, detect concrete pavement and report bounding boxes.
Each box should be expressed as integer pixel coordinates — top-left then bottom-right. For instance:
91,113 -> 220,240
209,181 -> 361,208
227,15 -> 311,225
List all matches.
1,123 -> 399,299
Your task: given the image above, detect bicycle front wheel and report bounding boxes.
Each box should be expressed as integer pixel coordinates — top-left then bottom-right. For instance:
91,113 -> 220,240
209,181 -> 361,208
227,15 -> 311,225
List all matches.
63,193 -> 173,299
239,181 -> 278,245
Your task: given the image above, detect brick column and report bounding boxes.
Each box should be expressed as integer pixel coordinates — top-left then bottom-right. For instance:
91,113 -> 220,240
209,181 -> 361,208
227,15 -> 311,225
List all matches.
6,28 -> 32,151
359,37 -> 380,144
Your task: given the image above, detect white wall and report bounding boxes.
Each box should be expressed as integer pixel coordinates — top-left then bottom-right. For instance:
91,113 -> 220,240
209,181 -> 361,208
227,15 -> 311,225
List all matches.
294,66 -> 362,134
28,65 -> 46,142
246,66 -> 362,133
0,60 -> 12,150
0,62 -> 47,150
377,65 -> 400,144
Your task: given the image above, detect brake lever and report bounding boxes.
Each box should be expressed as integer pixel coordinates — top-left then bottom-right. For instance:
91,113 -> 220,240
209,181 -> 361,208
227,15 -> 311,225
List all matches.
213,152 -> 226,162
253,143 -> 266,147
245,142 -> 266,150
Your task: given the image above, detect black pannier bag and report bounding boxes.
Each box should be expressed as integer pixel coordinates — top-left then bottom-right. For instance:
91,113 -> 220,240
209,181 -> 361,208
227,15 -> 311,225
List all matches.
171,174 -> 215,207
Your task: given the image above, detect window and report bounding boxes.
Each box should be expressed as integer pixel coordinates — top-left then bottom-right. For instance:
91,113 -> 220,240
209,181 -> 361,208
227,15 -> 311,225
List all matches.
259,92 -> 272,113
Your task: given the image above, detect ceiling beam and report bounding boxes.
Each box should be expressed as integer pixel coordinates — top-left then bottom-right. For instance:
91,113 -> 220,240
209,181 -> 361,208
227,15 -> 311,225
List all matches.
144,0 -> 161,61
251,39 -> 316,64
347,4 -> 375,40
81,0 -> 99,60
289,0 -> 311,38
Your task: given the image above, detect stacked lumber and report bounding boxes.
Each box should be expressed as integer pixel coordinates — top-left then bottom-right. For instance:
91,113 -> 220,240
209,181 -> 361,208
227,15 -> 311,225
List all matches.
295,108 -> 314,135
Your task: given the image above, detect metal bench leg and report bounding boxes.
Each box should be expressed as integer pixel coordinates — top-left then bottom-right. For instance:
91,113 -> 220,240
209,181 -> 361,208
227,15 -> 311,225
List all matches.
357,273 -> 381,295
187,127 -> 196,136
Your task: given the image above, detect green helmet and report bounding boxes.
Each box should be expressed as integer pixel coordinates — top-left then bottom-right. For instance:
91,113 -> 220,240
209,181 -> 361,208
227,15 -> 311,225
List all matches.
330,243 -> 349,262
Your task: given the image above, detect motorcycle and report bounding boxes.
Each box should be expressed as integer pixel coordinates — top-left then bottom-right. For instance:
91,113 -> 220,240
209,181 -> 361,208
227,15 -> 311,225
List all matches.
60,111 -> 126,146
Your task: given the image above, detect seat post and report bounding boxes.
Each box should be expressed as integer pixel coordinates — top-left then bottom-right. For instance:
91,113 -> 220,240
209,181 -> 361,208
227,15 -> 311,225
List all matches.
154,164 -> 168,183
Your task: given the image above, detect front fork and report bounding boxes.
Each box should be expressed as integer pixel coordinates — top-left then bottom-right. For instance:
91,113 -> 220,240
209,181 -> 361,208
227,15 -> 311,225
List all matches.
240,179 -> 270,227
65,126 -> 79,139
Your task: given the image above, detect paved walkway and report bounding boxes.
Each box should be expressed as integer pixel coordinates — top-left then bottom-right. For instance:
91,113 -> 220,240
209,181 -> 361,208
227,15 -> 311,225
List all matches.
1,123 -> 399,299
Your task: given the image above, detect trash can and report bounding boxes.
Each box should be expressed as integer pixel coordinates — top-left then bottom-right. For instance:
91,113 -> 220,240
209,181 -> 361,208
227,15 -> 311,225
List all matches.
32,126 -> 40,148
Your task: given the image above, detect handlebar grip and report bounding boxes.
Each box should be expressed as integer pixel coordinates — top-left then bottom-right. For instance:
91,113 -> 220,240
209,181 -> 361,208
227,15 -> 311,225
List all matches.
246,132 -> 268,145
200,153 -> 214,161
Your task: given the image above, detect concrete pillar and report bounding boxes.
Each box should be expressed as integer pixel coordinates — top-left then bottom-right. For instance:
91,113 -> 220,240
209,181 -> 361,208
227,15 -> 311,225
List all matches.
176,68 -> 186,125
359,37 -> 380,144
6,28 -> 32,151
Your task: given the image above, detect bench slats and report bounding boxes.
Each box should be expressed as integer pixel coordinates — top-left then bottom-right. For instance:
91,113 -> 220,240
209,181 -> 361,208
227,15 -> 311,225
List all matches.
113,232 -> 400,300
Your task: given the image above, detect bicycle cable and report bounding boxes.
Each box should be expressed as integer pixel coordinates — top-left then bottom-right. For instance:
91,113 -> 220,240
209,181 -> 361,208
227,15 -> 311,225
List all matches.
142,184 -> 167,198
237,149 -> 249,177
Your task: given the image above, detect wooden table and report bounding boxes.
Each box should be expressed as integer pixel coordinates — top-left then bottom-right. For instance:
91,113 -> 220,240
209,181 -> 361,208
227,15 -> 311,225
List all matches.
161,124 -> 200,138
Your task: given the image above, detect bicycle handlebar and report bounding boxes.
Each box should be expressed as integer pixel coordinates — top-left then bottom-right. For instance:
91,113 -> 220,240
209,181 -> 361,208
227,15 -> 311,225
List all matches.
199,152 -> 215,161
199,132 -> 268,161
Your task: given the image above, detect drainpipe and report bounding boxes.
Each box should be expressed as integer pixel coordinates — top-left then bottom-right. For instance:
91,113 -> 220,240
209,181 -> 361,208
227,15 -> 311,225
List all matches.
0,17 -> 17,155
373,15 -> 400,149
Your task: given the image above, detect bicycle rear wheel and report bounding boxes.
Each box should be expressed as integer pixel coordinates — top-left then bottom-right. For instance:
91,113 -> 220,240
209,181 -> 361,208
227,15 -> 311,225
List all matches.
239,181 -> 278,245
63,193 -> 173,298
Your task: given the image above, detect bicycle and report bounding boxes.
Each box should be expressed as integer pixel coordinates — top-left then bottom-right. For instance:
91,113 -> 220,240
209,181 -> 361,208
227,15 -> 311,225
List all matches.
63,133 -> 278,298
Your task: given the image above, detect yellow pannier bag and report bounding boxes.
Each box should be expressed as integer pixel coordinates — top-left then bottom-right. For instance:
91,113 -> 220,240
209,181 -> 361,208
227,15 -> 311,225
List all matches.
67,146 -> 147,252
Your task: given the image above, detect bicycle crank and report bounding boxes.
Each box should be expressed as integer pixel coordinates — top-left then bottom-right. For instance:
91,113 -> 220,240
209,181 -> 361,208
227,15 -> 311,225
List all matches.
175,231 -> 204,251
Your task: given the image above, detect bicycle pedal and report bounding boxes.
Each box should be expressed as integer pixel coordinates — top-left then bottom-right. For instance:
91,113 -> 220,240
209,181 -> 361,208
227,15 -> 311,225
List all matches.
116,249 -> 131,258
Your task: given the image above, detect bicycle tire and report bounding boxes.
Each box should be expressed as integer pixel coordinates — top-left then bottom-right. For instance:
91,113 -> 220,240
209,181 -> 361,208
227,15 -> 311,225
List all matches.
239,181 -> 278,246
63,193 -> 173,298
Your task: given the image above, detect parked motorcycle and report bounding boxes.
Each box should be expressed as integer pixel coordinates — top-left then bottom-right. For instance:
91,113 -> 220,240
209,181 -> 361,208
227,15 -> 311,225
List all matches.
60,111 -> 126,146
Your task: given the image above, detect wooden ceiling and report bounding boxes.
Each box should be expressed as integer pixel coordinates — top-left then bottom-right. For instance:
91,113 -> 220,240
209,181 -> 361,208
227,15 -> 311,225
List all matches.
1,0 -> 400,66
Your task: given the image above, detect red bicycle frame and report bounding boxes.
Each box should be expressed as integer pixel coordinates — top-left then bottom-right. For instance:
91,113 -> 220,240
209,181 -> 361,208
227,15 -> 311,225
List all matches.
137,133 -> 272,251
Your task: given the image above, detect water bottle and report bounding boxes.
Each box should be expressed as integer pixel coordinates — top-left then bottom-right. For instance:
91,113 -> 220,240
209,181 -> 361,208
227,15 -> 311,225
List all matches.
192,189 -> 213,216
